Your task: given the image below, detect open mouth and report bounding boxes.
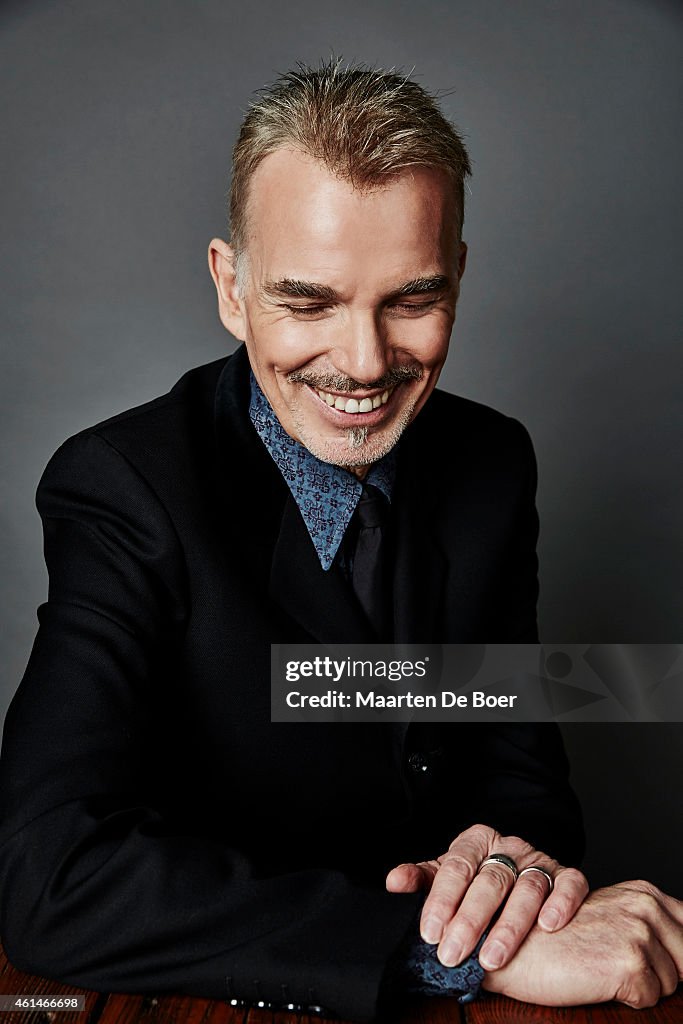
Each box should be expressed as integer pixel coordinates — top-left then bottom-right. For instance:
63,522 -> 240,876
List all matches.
310,384 -> 397,415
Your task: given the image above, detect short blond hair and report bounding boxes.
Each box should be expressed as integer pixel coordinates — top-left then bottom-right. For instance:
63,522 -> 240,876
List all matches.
229,58 -> 472,271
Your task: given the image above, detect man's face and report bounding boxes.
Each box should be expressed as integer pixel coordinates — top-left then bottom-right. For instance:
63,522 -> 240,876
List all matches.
210,147 -> 466,472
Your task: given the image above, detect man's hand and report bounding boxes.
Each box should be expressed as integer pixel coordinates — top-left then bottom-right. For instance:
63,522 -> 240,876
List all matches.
482,880 -> 683,1008
385,823 -> 588,971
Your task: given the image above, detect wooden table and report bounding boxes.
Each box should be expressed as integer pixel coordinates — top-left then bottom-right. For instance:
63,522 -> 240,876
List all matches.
1,945 -> 681,1024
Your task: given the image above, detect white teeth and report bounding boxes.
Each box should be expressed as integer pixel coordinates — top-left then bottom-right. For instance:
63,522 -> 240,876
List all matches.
316,385 -> 395,412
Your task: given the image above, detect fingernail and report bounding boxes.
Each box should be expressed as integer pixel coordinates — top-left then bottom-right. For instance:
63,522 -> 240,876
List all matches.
420,917 -> 442,944
539,908 -> 561,931
479,940 -> 506,970
438,941 -> 463,967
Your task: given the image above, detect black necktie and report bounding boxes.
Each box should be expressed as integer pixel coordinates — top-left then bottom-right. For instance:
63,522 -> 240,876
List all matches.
351,484 -> 390,638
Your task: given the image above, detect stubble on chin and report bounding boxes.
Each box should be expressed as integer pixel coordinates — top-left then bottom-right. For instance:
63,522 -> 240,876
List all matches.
291,398 -> 417,469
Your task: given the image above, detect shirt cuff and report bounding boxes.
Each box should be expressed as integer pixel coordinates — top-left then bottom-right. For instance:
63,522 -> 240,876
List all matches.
401,930 -> 486,1002
380,900 -> 486,1005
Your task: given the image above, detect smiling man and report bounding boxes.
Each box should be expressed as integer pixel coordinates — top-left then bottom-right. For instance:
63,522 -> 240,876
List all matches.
209,149 -> 463,474
2,60 -> 682,1023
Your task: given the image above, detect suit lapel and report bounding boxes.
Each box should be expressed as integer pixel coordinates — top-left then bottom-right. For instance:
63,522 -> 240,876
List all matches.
391,427 -> 447,645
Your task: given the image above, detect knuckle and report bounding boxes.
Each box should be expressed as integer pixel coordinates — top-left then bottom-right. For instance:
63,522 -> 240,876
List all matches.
440,854 -> 476,885
632,889 -> 661,919
422,902 -> 448,926
558,867 -> 588,890
444,913 -> 479,944
489,919 -> 523,947
481,866 -> 513,896
546,892 -> 570,918
630,879 -> 663,899
423,891 -> 450,917
518,872 -> 550,899
502,834 -> 534,857
503,833 -> 524,846
465,823 -> 497,844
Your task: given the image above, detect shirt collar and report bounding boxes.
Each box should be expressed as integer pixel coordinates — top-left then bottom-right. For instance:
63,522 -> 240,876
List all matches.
248,371 -> 396,570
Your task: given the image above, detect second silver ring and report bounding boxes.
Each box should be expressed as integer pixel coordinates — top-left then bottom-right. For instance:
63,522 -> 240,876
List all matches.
518,865 -> 554,893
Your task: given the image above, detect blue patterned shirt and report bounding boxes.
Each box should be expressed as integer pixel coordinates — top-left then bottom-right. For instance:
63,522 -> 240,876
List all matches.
248,372 -> 396,569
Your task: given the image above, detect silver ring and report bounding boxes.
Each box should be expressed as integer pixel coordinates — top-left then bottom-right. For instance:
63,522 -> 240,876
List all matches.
518,866 -> 554,893
478,853 -> 519,882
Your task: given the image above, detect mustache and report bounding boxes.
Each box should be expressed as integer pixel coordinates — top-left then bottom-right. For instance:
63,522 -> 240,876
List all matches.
287,365 -> 423,392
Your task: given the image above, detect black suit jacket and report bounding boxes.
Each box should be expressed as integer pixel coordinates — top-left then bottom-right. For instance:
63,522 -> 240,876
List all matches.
0,345 -> 583,1021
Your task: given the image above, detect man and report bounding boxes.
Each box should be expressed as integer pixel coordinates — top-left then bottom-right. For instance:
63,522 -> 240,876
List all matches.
0,60 -> 681,1021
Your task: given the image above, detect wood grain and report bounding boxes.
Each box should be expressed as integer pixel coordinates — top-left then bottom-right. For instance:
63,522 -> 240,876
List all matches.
463,989 -> 683,1024
394,994 -> 466,1022
1,946 -> 681,1023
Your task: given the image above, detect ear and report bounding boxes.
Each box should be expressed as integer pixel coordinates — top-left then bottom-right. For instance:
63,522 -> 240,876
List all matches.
457,241 -> 468,281
208,238 -> 247,341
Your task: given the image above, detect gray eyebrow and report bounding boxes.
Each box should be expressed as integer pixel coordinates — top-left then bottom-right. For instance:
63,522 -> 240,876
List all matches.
262,279 -> 339,301
395,275 -> 450,296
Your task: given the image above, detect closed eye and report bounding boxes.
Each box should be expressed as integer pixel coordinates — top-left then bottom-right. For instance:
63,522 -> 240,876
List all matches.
281,304 -> 333,317
390,300 -> 440,314
280,300 -> 441,317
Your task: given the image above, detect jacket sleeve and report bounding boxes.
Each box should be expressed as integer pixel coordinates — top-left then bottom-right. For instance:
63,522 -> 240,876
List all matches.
0,432 -> 421,1022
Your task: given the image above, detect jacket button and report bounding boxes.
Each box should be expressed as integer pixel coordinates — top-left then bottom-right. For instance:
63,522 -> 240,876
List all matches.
408,752 -> 431,774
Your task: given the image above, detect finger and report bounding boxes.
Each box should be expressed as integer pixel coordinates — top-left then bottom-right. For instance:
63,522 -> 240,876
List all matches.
617,943 -> 679,1009
435,860 -> 516,967
385,864 -> 428,888
641,888 -> 683,979
617,962 -> 661,1010
418,826 -> 497,943
652,948 -> 681,999
658,909 -> 683,979
615,881 -> 683,979
478,866 -> 554,969
537,867 -> 589,932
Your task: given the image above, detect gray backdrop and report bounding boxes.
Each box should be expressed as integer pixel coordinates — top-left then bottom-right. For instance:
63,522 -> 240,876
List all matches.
2,0 -> 681,894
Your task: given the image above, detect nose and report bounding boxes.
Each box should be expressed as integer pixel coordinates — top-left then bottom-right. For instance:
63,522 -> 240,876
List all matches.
331,311 -> 390,386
